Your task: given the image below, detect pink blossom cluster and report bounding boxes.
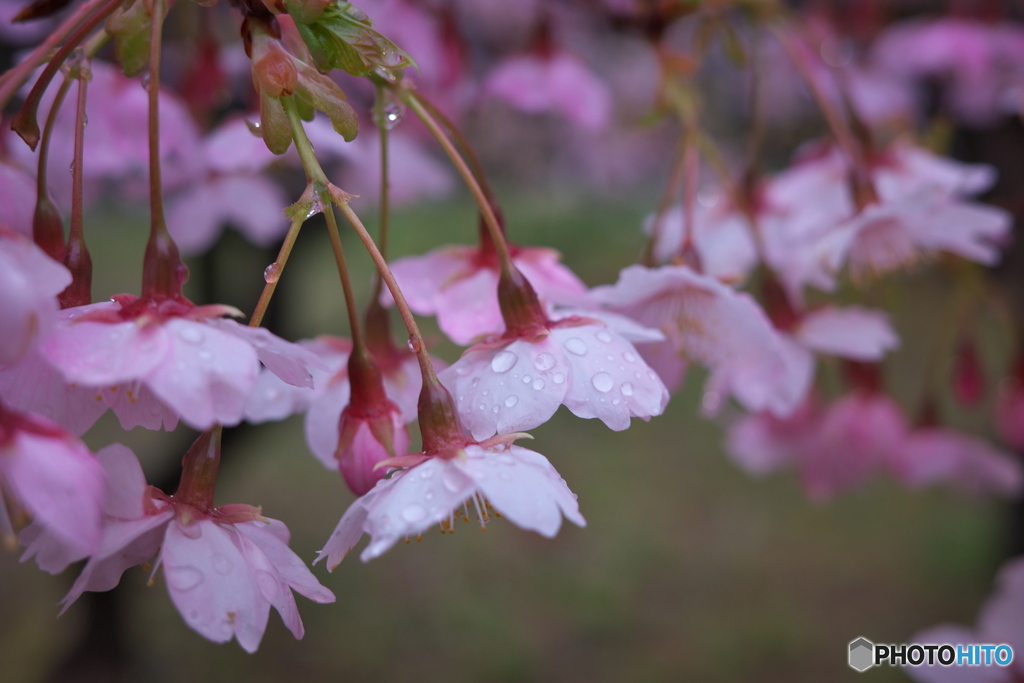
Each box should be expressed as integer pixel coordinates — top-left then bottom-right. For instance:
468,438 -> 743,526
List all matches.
1,0 -> 1023,664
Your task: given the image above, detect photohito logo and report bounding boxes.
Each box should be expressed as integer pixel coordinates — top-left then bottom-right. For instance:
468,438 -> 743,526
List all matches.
848,636 -> 1014,673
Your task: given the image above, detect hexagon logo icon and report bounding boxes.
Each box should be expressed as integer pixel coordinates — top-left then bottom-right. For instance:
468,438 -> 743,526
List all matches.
849,637 -> 875,672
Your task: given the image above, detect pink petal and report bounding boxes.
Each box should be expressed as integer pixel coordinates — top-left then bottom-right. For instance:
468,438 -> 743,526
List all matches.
103,383 -> 180,431
304,374 -> 353,468
459,444 -> 585,537
162,520 -> 270,653
96,444 -> 149,519
890,430 -> 1023,496
0,162 -> 36,237
212,319 -> 323,388
794,306 -> 899,360
434,267 -> 505,345
43,317 -> 170,386
553,323 -> 669,431
0,351 -> 108,435
440,337 -> 570,440
384,247 -> 474,313
0,233 -> 72,365
236,520 -> 335,605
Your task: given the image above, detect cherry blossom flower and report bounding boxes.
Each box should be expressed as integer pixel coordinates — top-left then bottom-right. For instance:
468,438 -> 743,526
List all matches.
907,557 -> 1024,682
0,229 -> 71,367
40,298 -> 322,431
166,117 -> 289,255
317,439 -> 585,566
643,200 -> 759,282
591,264 -> 799,415
56,444 -> 334,652
889,429 -> 1022,497
484,51 -> 612,131
0,401 -> 104,564
0,161 -> 36,237
385,243 -> 588,345
5,60 -> 202,211
439,310 -> 668,439
244,335 -> 426,469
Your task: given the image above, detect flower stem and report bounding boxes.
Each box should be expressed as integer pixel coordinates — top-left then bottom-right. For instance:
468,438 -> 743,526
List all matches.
59,68 -> 93,308
248,216 -> 303,328
323,204 -> 367,352
32,75 -> 73,261
399,89 -> 514,274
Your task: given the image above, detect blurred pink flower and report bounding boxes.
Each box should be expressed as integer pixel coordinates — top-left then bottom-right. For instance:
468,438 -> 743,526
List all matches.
0,160 -> 36,236
385,243 -> 587,345
592,264 -> 799,415
1,401 -> 105,565
643,199 -> 759,282
317,440 -> 585,566
907,557 -> 1024,682
439,311 -> 668,439
484,52 -> 612,131
57,444 -> 334,652
890,429 -> 1021,496
0,229 -> 71,367
40,298 -> 322,431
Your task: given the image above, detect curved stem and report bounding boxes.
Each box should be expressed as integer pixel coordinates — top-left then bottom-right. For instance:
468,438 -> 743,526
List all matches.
323,204 -> 366,352
36,77 -> 74,207
0,0 -> 111,111
371,83 -> 391,302
399,89 -> 514,273
59,70 -> 93,308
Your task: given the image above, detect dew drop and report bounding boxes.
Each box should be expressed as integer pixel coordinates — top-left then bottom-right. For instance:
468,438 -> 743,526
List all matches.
592,372 -> 614,393
532,378 -> 545,390
212,553 -> 233,575
198,349 -> 213,361
533,353 -> 556,371
553,373 -> 566,384
167,566 -> 203,591
407,336 -> 422,354
478,404 -> 486,411
623,352 -> 637,363
522,375 -> 532,384
564,338 -> 587,356
490,350 -> 518,373
471,378 -> 480,387
402,504 -> 427,522
621,382 -> 634,396
505,395 -> 519,407
175,262 -> 190,285
426,490 -> 434,500
493,405 -> 500,413
482,390 -> 489,396
455,365 -> 470,376
596,331 -> 612,343
140,70 -> 151,91
498,454 -> 516,466
177,326 -> 205,345
606,355 -> 615,362
612,398 -> 621,405
382,103 -> 403,130
263,262 -> 281,283
442,471 -> 462,492
419,467 -> 434,479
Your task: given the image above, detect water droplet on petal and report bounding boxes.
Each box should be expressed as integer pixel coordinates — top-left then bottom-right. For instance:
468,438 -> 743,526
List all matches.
498,454 -> 516,466
471,378 -> 480,387
493,405 -> 500,413
596,331 -> 612,343
505,395 -> 519,407
522,375 -> 531,384
442,471 -> 462,492
478,404 -> 486,411
532,378 -> 545,390
177,326 -> 205,344
553,373 -> 566,384
402,504 -> 426,522
621,382 -> 634,396
533,353 -> 556,371
167,565 -> 203,591
490,350 -> 518,373
612,398 -> 621,405
455,365 -> 470,376
212,553 -> 233,575
623,352 -> 637,363
564,338 -> 587,355
592,372 -> 614,393
419,467 -> 434,479
263,262 -> 281,283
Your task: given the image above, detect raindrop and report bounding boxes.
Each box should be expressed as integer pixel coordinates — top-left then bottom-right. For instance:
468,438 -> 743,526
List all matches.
455,365 -> 470,376
442,471 -> 462,492
612,398 -> 621,405
419,467 -> 434,479
621,382 -> 634,396
478,404 -> 486,411
596,331 -> 612,343
623,352 -> 637,363
533,353 -> 556,371
382,103 -> 403,130
198,349 -> 213,361
212,553 -> 233,575
471,378 -> 481,387
166,566 -> 203,591
492,405 -> 500,413
482,390 -> 489,396
505,395 -> 519,407
532,378 -> 545,390
140,70 -> 151,91
176,263 -> 190,285
592,372 -> 614,393
263,262 -> 281,283
490,350 -> 518,373
402,504 -> 427,522
407,336 -> 422,354
69,161 -> 75,175
564,338 -> 587,356
522,375 -> 532,384
177,326 -> 205,345
553,373 -> 566,384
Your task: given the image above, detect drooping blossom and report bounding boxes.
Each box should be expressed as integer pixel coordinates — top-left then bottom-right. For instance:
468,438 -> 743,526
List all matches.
591,264 -> 799,415
906,557 -> 1024,682
643,199 -> 759,282
0,229 -> 71,367
317,436 -> 585,565
39,297 -> 322,431
385,241 -> 588,345
757,140 -> 1009,301
727,391 -> 1022,501
166,117 -> 289,255
5,60 -> 202,210
440,306 -> 668,439
52,443 -> 334,652
872,18 -> 1024,127
0,401 -> 104,564
484,51 -> 612,131
244,335 -> 426,469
